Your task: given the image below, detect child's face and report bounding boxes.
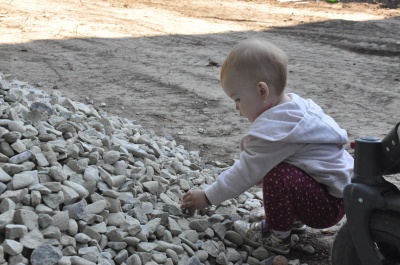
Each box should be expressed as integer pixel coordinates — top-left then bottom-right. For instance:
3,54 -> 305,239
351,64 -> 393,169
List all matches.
221,73 -> 269,122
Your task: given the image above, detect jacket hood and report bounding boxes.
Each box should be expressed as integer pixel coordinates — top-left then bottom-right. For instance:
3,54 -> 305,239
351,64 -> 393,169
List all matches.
244,93 -> 349,144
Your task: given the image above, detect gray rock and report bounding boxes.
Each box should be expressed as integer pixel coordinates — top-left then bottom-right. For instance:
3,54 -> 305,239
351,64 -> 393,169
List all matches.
3,239 -> 24,255
113,160 -> 127,175
75,233 -> 92,244
194,249 -> 208,262
106,228 -> 124,242
187,255 -> 202,265
43,191 -> 64,209
247,256 -> 261,265
49,166 -> 68,182
181,230 -> 198,244
82,226 -> 101,242
58,256 -> 72,265
226,247 -> 241,262
90,221 -> 107,234
31,102 -> 55,115
216,252 -> 229,265
126,253 -> 142,265
7,120 -> 26,133
62,246 -> 77,256
14,209 -> 38,230
211,222 -> 226,241
155,241 -> 184,254
33,152 -> 50,167
167,217 -> 182,236
288,259 -> 301,265
51,211 -> 70,231
107,241 -> 127,250
38,214 -> 53,228
0,126 -> 9,137
0,182 -> 7,197
182,242 -> 195,257
31,190 -> 42,206
30,244 -> 63,265
102,196 -> 121,214
114,249 -> 129,264
35,203 -> 54,214
20,228 -> 45,249
131,207 -> 148,224
189,219 -> 209,232
201,240 -> 220,258
23,124 -> 39,138
105,212 -> 125,227
61,185 -> 80,205
0,188 -> 27,202
41,225 -> 61,241
225,230 -> 243,246
0,197 -> 16,213
68,219 -> 78,236
145,218 -> 161,235
1,163 -> 23,175
63,180 -> 89,199
252,246 -> 269,261
8,150 -> 32,164
29,183 -> 51,195
142,181 -> 159,194
41,143 -> 58,164
85,199 -> 110,214
0,141 -> 14,157
98,167 -> 113,187
0,246 -> 5,264
103,150 -> 120,164
5,224 -> 28,240
3,131 -> 22,143
292,244 -> 315,255
78,246 -> 99,257
163,203 -> 181,216
137,242 -> 158,252
0,153 -> 9,162
62,199 -> 87,220
10,139 -> 26,153
83,166 -> 101,182
12,173 -> 35,189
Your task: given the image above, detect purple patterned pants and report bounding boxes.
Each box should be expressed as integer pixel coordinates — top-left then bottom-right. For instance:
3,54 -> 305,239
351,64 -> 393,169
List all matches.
262,162 -> 345,231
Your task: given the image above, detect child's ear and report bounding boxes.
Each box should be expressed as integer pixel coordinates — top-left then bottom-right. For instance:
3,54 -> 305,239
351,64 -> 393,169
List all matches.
257,81 -> 269,99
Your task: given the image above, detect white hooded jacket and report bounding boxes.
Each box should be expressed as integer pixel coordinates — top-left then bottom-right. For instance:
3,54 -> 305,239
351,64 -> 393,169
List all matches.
205,93 -> 354,206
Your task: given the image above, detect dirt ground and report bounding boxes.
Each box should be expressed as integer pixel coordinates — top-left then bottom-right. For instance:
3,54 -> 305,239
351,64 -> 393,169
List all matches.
1,0 -> 400,264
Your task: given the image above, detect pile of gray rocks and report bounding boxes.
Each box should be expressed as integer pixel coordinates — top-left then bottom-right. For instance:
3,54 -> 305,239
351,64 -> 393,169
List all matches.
0,73 -> 309,265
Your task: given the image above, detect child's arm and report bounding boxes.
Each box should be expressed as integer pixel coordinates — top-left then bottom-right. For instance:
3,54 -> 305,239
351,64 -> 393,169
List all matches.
181,190 -> 211,210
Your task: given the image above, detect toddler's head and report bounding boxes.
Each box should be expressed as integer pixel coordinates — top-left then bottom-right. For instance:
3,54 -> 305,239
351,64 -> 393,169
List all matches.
220,39 -> 289,121
221,38 -> 288,97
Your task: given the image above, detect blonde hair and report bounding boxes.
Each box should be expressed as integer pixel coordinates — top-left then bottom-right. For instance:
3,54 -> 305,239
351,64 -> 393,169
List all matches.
220,39 -> 288,95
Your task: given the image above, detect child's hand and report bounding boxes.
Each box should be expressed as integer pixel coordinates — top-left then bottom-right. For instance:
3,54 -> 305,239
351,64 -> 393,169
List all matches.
181,190 -> 210,210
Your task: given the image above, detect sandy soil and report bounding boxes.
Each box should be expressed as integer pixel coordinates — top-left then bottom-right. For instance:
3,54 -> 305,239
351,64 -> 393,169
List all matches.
1,0 -> 400,264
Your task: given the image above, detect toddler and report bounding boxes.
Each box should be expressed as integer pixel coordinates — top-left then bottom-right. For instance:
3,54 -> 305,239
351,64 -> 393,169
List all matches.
181,38 -> 353,254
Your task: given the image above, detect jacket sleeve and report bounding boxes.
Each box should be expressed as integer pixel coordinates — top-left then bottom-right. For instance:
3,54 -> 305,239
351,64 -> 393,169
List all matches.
205,138 -> 301,205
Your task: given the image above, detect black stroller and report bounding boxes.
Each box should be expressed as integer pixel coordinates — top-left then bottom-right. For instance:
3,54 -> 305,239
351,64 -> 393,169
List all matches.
331,123 -> 400,265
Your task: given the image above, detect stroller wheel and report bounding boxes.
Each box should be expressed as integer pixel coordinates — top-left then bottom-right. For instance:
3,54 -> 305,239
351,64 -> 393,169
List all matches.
332,210 -> 400,265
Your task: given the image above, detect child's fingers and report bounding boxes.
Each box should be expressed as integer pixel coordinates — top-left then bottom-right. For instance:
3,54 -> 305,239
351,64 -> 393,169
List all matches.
182,191 -> 191,200
181,201 -> 193,210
